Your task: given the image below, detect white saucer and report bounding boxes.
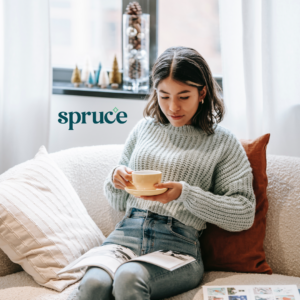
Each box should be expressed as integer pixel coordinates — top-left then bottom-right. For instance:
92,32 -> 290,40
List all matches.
125,185 -> 168,197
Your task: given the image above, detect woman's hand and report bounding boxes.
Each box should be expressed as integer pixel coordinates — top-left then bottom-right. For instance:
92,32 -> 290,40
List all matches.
112,166 -> 134,190
137,181 -> 183,204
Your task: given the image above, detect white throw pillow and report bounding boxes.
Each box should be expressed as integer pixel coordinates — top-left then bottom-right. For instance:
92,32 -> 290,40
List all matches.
0,145 -> 106,292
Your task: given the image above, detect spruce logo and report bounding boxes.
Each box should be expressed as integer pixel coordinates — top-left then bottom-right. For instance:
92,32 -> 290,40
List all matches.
58,108 -> 127,130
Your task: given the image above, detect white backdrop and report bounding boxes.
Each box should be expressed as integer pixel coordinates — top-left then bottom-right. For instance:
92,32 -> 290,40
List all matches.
219,0 -> 300,157
0,0 -> 51,174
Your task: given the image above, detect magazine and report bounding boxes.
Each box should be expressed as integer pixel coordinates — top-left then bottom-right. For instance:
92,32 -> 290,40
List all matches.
203,285 -> 300,300
56,244 -> 195,280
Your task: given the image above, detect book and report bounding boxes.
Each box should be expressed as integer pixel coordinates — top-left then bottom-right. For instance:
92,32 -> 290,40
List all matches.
203,285 -> 300,300
56,244 -> 195,280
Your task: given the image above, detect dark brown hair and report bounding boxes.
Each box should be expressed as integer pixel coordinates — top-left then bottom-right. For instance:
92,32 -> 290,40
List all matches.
143,46 -> 225,135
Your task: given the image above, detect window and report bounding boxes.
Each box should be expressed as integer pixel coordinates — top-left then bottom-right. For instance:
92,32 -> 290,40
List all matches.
50,0 -> 222,95
50,0 -> 122,70
158,0 -> 222,76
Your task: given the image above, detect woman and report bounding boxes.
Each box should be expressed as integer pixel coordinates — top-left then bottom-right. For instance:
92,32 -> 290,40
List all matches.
78,46 -> 256,300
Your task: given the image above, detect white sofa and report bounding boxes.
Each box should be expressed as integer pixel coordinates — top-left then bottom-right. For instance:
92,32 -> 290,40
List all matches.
0,144 -> 300,300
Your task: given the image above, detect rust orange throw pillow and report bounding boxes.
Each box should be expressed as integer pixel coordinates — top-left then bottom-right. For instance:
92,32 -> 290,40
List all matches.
199,133 -> 272,274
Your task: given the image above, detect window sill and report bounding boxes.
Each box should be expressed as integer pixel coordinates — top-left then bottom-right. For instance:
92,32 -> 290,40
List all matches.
52,81 -> 150,100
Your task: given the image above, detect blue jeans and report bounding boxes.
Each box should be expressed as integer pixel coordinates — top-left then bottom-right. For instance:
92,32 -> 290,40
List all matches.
77,207 -> 204,300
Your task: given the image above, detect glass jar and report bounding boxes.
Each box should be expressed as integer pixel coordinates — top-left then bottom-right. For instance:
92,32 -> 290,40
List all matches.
122,13 -> 150,92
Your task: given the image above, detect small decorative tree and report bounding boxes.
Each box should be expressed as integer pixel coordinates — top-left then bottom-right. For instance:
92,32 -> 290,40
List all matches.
109,55 -> 122,88
81,56 -> 91,85
87,71 -> 95,88
99,69 -> 109,88
95,62 -> 102,86
71,65 -> 81,87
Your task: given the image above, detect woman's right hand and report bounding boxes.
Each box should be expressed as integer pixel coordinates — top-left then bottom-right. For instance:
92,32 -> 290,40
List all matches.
112,166 -> 134,190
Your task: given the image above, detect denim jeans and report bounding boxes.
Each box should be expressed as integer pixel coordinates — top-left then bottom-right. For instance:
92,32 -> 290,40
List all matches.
77,207 -> 204,300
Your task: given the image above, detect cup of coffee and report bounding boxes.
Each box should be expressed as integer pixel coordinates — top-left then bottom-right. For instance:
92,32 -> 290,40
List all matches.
129,170 -> 162,190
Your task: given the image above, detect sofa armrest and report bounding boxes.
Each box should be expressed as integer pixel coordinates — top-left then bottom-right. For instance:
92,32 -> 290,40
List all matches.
264,154 -> 300,277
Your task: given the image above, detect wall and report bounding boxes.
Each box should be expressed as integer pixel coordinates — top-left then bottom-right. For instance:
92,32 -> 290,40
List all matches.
48,94 -> 147,154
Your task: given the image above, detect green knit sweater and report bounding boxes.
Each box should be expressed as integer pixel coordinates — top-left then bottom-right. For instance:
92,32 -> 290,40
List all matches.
103,117 -> 256,232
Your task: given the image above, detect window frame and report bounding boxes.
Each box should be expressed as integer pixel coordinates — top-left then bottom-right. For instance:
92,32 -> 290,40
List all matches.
52,0 -> 222,98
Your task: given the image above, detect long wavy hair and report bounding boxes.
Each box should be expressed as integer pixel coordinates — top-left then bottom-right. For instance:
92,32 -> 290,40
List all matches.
143,46 -> 225,135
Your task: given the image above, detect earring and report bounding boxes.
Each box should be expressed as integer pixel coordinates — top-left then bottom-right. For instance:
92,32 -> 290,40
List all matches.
201,99 -> 204,104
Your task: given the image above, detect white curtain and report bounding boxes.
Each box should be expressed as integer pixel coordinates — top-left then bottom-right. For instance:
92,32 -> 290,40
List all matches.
219,0 -> 300,157
0,0 -> 51,174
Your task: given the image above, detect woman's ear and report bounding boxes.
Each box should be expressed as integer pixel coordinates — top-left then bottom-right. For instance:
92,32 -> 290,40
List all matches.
199,86 -> 207,100
201,86 -> 207,98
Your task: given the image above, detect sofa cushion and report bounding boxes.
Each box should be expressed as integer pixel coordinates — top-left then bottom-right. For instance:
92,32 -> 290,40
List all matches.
0,145 -> 106,292
200,133 -> 272,274
0,270 -> 299,300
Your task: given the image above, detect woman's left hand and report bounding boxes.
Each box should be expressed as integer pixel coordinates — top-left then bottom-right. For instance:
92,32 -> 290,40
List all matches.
137,181 -> 182,204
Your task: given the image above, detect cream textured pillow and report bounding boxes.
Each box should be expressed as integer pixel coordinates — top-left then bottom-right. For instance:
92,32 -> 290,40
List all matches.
0,145 -> 106,292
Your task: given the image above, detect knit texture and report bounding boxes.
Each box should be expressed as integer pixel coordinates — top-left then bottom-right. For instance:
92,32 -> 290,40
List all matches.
103,117 -> 256,232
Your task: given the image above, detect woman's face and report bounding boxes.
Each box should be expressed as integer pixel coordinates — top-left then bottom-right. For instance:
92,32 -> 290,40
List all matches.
157,76 -> 206,126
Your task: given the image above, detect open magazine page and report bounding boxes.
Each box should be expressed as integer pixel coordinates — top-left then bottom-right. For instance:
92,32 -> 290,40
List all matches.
202,285 -> 300,300
125,250 -> 196,271
56,244 -> 138,280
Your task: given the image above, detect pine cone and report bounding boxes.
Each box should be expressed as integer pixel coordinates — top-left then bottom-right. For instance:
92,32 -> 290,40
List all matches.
129,58 -> 142,79
133,23 -> 141,33
133,38 -> 141,50
128,27 -> 141,50
126,2 -> 142,15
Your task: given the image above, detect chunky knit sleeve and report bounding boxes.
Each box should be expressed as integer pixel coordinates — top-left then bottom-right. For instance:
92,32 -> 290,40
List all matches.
103,119 -> 143,211
174,134 -> 256,232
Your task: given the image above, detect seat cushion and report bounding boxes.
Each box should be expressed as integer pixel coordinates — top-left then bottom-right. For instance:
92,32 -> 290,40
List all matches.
0,270 -> 299,300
